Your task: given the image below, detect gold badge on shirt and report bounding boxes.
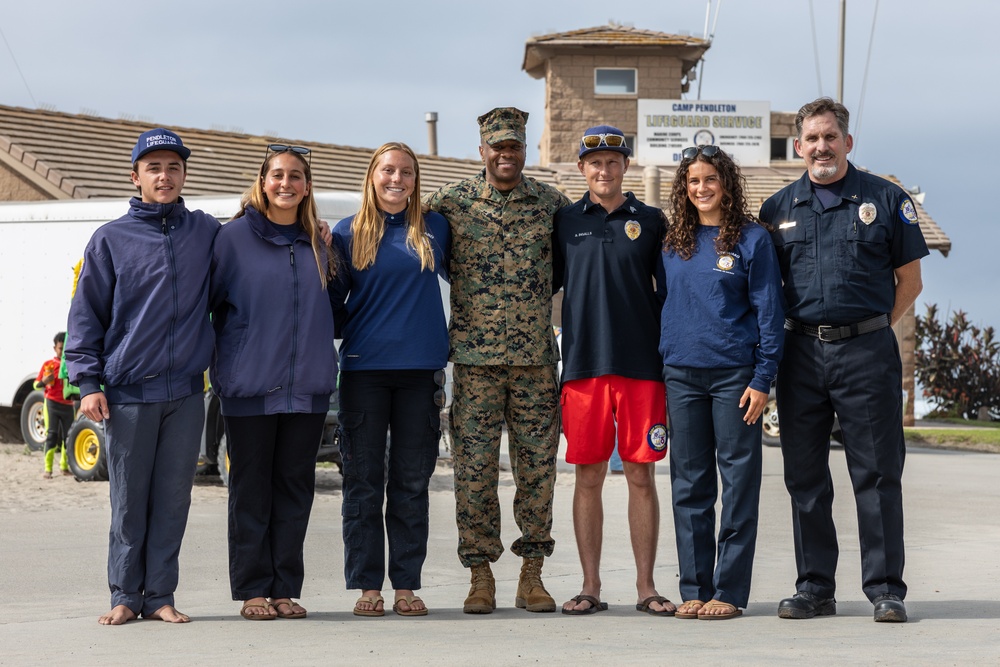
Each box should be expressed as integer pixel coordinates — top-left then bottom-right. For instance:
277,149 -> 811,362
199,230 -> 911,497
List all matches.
716,254 -> 735,271
624,221 -> 641,240
859,202 -> 877,225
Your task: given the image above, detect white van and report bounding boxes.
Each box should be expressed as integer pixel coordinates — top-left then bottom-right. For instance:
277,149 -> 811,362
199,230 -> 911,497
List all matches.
0,192 -> 362,480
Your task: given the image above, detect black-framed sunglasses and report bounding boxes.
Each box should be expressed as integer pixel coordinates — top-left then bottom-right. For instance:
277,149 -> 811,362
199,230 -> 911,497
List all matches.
264,143 -> 312,166
581,133 -> 628,149
681,145 -> 721,160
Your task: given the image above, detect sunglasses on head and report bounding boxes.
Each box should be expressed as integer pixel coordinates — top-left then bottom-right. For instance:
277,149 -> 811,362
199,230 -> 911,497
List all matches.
264,143 -> 312,166
681,145 -> 721,160
582,133 -> 628,149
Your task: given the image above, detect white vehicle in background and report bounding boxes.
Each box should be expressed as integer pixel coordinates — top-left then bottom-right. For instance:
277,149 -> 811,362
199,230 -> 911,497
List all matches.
0,192 -> 361,481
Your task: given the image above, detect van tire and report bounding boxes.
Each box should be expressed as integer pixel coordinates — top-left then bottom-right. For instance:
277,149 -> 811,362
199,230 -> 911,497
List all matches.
217,432 -> 231,488
20,390 -> 47,451
762,396 -> 781,447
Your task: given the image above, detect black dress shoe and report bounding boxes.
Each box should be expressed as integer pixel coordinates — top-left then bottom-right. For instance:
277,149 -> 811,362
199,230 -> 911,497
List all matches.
873,594 -> 907,622
777,591 -> 836,619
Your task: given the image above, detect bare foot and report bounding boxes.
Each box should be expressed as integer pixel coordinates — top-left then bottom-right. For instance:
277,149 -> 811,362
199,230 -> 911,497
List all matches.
42,471 -> 53,480
98,604 -> 136,625
60,469 -> 73,477
145,604 -> 191,623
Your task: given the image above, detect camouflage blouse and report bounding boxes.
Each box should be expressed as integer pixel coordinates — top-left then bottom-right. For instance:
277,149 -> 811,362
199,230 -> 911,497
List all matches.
425,170 -> 570,366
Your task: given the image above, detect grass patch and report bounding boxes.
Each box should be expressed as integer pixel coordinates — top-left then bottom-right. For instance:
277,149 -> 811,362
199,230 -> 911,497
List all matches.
922,417 -> 1000,429
905,428 -> 1000,453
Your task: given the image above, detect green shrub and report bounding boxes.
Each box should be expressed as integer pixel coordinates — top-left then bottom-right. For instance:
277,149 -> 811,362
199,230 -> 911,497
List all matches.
915,305 -> 1000,420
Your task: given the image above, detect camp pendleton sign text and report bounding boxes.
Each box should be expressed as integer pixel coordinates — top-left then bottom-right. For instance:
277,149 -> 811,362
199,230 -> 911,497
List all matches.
637,100 -> 770,167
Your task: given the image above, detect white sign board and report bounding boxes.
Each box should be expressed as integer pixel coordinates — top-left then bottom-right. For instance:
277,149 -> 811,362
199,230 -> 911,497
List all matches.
637,100 -> 771,167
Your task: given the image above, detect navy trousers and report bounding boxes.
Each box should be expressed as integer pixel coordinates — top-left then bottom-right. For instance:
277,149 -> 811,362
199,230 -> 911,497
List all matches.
338,370 -> 440,591
664,365 -> 762,608
104,393 -> 203,616
224,412 -> 325,600
777,327 -> 906,602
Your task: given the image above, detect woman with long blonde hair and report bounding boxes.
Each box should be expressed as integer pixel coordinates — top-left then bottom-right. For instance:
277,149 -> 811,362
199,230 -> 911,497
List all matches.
210,144 -> 338,621
330,142 -> 450,618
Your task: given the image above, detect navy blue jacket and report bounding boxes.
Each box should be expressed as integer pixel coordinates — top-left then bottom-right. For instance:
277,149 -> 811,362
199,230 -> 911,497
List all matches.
66,197 -> 219,404
210,206 -> 338,416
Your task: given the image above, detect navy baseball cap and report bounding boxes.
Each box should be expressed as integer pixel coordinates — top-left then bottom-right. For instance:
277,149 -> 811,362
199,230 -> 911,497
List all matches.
579,125 -> 632,159
131,128 -> 191,162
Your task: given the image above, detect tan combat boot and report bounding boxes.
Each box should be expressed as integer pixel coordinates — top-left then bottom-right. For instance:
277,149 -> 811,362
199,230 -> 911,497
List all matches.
515,557 -> 556,612
463,562 -> 496,614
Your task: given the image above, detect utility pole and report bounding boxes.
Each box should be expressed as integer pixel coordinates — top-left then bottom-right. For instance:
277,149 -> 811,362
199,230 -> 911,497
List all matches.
837,0 -> 846,103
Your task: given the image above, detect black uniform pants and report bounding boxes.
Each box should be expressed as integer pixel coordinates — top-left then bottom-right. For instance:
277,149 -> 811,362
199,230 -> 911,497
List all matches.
224,412 -> 325,601
776,326 -> 907,602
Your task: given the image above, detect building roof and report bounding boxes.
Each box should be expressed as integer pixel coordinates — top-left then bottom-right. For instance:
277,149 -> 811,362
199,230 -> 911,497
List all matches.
523,23 -> 709,77
0,104 -> 949,254
0,104 -> 556,200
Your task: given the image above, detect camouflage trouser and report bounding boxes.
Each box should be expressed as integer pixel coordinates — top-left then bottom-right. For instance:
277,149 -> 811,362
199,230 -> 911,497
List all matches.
451,363 -> 560,568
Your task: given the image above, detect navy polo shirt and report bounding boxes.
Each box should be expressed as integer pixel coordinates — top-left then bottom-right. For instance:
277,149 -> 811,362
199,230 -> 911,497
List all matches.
760,163 -> 929,324
553,191 -> 666,383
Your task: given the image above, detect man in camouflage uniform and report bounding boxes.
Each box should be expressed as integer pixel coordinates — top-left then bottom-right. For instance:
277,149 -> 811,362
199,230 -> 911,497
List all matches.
425,107 -> 570,614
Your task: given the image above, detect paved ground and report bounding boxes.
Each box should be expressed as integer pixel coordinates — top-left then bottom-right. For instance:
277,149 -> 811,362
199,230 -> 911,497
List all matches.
1,436 -> 998,666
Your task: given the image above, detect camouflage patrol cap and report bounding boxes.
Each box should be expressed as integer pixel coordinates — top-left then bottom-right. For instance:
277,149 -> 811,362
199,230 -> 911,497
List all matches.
477,107 -> 528,145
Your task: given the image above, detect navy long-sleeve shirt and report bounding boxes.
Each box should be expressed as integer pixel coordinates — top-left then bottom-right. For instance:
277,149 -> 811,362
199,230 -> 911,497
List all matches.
329,210 -> 450,371
659,222 -> 785,393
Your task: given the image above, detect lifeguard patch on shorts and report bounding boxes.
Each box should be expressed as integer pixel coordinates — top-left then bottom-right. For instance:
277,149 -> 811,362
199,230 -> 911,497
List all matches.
647,424 -> 668,452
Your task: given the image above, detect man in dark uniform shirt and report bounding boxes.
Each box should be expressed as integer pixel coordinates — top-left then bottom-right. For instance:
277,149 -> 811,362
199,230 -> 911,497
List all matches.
759,97 -> 927,623
553,125 -> 672,616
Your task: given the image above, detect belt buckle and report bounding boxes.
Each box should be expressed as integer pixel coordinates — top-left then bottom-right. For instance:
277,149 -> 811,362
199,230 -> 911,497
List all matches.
816,325 -> 838,342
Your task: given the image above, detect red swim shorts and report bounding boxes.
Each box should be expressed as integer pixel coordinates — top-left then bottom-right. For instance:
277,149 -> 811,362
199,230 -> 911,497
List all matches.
561,375 -> 667,465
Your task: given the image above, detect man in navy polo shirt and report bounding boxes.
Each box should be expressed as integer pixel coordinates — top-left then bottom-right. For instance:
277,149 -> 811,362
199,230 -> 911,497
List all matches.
553,125 -> 674,616
67,129 -> 219,625
759,98 -> 928,623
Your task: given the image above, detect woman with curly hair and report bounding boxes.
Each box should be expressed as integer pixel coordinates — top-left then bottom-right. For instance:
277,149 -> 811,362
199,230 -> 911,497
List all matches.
660,145 -> 785,620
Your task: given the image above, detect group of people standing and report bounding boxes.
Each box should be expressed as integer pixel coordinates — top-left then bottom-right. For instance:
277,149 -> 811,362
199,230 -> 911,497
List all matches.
63,94 -> 925,627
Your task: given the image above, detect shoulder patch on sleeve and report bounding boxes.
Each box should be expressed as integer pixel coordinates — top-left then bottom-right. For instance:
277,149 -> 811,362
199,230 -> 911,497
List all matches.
899,198 -> 919,225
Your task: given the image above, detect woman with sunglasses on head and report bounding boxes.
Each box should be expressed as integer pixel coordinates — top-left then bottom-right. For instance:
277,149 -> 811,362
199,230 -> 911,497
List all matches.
210,143 -> 337,620
660,145 -> 785,620
329,142 -> 450,617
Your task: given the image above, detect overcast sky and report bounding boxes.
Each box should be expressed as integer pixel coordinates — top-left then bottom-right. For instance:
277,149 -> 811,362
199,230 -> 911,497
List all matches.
2,0 -> 996,331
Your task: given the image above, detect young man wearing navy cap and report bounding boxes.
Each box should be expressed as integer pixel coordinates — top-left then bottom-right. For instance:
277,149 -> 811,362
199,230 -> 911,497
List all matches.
553,125 -> 674,616
66,128 -> 220,625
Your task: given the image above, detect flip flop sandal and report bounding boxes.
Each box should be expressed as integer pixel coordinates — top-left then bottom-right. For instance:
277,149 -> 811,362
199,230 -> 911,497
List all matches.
562,594 -> 609,615
675,600 -> 705,619
271,598 -> 307,619
393,595 -> 429,616
636,595 -> 676,616
353,595 -> 385,617
698,600 -> 743,620
240,601 -> 275,621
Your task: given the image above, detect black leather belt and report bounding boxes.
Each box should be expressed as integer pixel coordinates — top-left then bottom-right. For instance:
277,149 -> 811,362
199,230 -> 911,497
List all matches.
784,314 -> 890,342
